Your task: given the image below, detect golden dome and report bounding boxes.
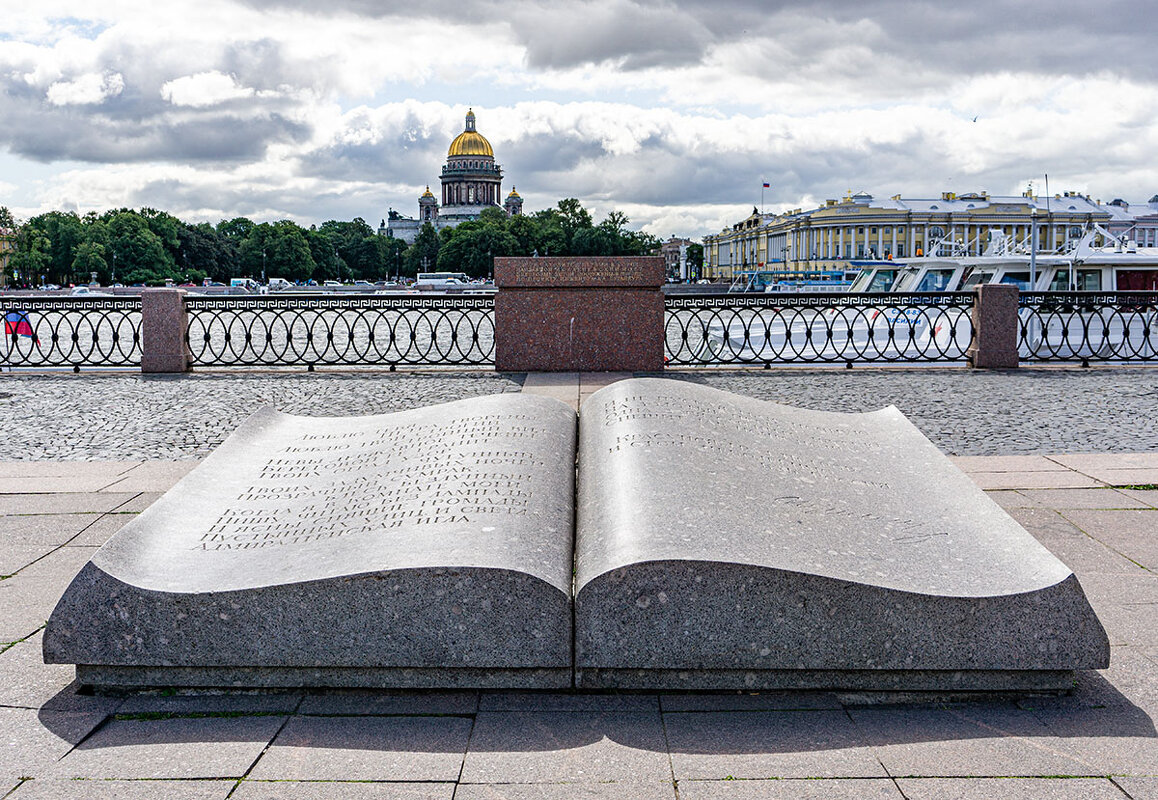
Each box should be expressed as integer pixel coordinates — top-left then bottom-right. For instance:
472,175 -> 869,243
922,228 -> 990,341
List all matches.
507,187 -> 521,198
448,108 -> 494,158
420,185 -> 435,199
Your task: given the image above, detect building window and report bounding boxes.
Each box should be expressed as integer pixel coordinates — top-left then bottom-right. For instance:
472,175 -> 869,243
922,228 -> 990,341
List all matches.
871,227 -> 878,235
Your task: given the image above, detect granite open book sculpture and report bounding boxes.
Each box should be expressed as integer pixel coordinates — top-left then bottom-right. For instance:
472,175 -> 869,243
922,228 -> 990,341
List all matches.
45,378 -> 1109,691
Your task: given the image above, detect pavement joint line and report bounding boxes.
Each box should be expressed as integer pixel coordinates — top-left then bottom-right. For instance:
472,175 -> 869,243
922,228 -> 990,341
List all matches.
0,625 -> 41,654
451,704 -> 478,798
226,693 -> 304,795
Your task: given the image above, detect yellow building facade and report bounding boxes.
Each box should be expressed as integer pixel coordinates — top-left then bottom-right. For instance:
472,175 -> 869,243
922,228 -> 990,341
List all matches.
703,190 -> 1114,280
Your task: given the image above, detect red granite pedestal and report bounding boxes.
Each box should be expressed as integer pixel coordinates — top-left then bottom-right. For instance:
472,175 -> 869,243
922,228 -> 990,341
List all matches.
494,257 -> 665,372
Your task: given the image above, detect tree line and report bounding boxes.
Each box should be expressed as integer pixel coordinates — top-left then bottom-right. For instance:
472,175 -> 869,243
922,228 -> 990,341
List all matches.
0,198 -> 674,287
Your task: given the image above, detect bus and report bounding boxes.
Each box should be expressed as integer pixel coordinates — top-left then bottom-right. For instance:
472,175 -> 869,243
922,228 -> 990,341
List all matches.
415,272 -> 470,289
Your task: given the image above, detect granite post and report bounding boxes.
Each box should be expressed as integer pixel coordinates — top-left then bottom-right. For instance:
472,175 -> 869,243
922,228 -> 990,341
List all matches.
493,256 -> 665,372
140,288 -> 192,373
968,283 -> 1020,369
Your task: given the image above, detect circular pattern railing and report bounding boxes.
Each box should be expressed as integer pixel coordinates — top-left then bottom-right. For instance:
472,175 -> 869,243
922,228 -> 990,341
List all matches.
1,298 -> 142,368
664,292 -> 976,365
185,294 -> 495,367
1020,291 -> 1158,363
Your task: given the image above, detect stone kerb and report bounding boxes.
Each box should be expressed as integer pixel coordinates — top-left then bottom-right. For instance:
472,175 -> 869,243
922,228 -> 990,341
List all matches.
968,283 -> 1020,369
493,256 -> 665,372
140,288 -> 192,373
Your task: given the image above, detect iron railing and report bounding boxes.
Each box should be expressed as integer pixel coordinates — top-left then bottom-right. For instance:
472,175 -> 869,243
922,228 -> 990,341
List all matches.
1020,291 -> 1158,363
185,294 -> 496,367
664,292 -> 976,365
1,296 -> 142,368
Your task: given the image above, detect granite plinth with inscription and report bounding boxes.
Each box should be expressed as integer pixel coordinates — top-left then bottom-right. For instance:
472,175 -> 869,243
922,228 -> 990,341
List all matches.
44,393 -> 576,689
573,379 -> 1110,691
493,256 -> 664,372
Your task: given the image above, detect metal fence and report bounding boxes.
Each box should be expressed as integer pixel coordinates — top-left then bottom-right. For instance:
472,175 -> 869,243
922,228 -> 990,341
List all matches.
1019,291 -> 1158,363
664,292 -> 976,365
185,294 -> 496,367
1,297 -> 142,369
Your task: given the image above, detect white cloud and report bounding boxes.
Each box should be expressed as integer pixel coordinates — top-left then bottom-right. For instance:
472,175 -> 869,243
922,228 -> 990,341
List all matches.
45,71 -> 124,105
160,71 -> 256,107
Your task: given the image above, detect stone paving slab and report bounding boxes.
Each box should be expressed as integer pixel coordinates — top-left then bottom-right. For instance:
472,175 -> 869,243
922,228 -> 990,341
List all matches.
1007,508 -> 1143,575
0,632 -> 119,714
846,705 -> 1090,778
460,711 -> 671,785
1052,452 -> 1158,471
231,783 -> 454,800
0,708 -> 107,782
1089,468 -> 1158,486
0,476 -> 117,494
97,461 -> 199,493
664,710 -> 887,780
0,546 -> 98,640
1115,776 -> 1158,798
0,545 -> 56,577
0,513 -> 115,547
6,779 -> 233,799
249,715 -> 472,782
950,455 -> 1072,472
456,784 -> 676,800
297,690 -> 478,716
1019,488 -> 1151,509
477,692 -> 657,713
0,462 -> 141,479
1121,489 -> 1158,509
1062,509 -> 1158,569
51,715 -> 287,779
0,493 -> 139,515
895,778 -> 1127,799
964,471 -> 1105,490
677,779 -> 903,799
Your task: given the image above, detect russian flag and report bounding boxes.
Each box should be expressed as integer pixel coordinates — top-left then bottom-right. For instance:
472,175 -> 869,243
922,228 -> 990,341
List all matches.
762,182 -> 770,188
4,310 -> 38,343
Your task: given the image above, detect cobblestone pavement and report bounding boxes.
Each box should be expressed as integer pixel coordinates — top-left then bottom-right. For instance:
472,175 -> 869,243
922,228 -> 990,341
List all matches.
0,366 -> 1155,459
0,371 -> 522,460
670,366 -> 1158,456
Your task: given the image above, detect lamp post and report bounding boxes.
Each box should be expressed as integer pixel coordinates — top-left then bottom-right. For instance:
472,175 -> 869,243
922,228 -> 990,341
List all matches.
261,249 -> 267,285
111,252 -> 116,285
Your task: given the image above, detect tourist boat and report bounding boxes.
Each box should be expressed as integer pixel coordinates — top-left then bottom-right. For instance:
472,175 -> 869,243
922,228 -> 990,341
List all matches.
865,224 -> 1158,293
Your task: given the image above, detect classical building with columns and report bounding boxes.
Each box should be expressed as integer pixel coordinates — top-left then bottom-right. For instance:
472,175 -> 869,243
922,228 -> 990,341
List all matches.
703,189 -> 1120,280
381,109 -> 523,244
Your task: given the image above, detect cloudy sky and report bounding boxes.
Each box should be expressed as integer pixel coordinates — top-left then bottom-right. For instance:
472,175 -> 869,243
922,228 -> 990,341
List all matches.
2,0 -> 1156,238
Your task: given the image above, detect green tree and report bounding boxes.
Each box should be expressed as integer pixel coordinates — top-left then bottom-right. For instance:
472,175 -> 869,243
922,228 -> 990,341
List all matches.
530,209 -> 567,256
436,223 -> 518,278
556,198 -> 593,253
106,211 -> 175,285
71,241 -> 108,283
403,223 -> 440,277
686,242 -> 704,277
9,227 -> 52,286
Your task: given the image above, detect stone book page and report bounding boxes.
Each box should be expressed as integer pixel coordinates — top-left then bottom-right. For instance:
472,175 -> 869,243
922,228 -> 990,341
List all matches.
573,378 -> 1108,689
46,392 -> 578,686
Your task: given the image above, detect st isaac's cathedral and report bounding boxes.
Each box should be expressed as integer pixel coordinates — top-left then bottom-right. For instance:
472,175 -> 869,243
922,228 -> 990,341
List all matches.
380,109 -> 523,244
